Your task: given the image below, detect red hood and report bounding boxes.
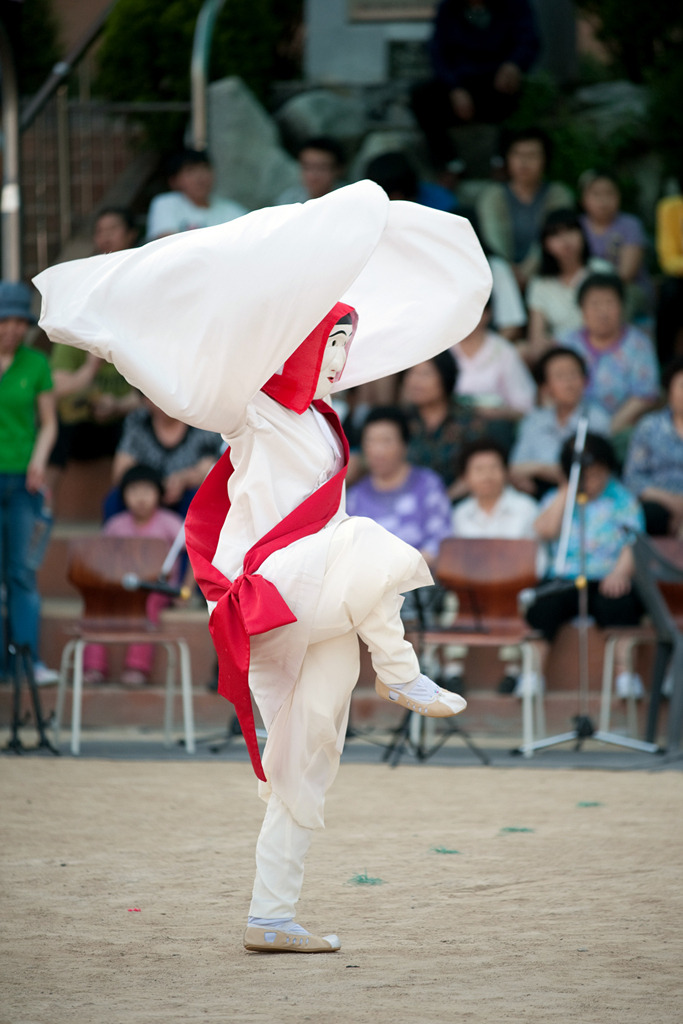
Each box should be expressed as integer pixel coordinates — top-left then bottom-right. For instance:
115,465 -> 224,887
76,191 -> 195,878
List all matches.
261,301 -> 358,413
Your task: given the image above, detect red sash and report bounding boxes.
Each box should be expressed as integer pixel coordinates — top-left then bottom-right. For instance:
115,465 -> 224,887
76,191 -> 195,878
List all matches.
185,401 -> 349,780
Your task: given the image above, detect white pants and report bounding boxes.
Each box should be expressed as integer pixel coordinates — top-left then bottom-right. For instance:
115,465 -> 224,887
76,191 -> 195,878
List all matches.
249,536 -> 421,919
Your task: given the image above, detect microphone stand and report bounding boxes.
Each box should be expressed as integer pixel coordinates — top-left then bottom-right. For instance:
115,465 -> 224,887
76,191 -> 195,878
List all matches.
517,418 -> 659,756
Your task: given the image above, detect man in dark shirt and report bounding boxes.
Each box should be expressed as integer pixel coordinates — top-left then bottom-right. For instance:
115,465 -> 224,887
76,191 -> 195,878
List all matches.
412,0 -> 541,170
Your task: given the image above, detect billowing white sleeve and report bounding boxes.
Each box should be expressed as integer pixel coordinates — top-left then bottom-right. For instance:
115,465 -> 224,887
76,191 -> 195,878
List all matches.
34,183 -> 389,435
34,180 -> 491,434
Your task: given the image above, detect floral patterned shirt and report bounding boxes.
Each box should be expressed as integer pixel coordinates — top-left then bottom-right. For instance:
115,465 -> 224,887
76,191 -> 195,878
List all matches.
560,325 -> 659,417
541,476 -> 644,580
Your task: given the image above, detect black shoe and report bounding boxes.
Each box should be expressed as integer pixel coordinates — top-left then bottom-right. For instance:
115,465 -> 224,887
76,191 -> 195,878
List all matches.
498,674 -> 518,695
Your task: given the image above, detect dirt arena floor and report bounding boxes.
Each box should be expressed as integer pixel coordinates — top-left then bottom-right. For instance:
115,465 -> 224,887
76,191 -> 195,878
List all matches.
1,758 -> 681,1024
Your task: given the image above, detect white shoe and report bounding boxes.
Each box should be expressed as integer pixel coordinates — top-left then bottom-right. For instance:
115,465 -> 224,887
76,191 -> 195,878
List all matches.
375,674 -> 467,717
512,671 -> 545,698
33,662 -> 59,686
615,672 -> 645,699
661,671 -> 674,698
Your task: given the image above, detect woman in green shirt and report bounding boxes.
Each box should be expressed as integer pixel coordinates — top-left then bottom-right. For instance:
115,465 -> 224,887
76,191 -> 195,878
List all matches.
0,282 -> 57,681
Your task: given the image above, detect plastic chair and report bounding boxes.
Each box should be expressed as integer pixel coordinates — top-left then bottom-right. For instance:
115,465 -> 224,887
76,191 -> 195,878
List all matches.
631,534 -> 683,753
598,625 -> 656,736
419,537 -> 544,750
54,536 -> 195,755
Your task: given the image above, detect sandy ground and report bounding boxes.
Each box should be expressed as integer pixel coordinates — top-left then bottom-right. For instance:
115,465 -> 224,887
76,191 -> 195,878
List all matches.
1,759 -> 681,1024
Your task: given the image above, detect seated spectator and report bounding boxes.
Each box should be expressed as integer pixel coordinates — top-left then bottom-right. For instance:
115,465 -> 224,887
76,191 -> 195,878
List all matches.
509,347 -> 611,498
83,465 -> 184,686
578,170 -> 653,318
623,356 -> 683,536
276,136 -> 344,205
562,273 -> 659,443
449,437 -> 539,691
411,0 -> 540,171
346,405 -> 453,630
93,206 -> 139,255
525,433 -> 646,698
146,149 -> 246,241
346,406 -> 452,570
106,399 -> 223,518
0,281 -> 58,684
458,207 -> 527,340
452,302 -> 537,439
365,151 -> 458,213
47,205 -> 144,502
655,176 -> 683,364
401,350 -> 486,493
475,128 -> 574,289
525,209 -> 611,362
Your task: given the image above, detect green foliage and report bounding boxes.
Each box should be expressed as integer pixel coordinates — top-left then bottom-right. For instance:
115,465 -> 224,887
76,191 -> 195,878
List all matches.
3,0 -> 61,94
97,0 -> 299,103
575,0 -> 683,176
96,0 -> 302,152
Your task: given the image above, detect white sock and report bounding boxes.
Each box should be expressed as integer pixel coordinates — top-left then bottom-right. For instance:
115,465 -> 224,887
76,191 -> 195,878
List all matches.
392,673 -> 440,702
248,916 -> 309,935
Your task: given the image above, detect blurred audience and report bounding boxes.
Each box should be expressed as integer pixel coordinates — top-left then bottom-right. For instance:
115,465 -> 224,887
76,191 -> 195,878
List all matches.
623,356 -> 683,536
411,0 -> 540,171
106,399 -> 222,518
578,171 -> 652,318
449,437 -> 539,691
47,208 -> 142,502
525,209 -> 610,362
93,207 -> 139,255
146,149 -> 246,241
509,347 -> 610,498
476,128 -> 573,289
346,406 -> 452,570
452,302 -> 536,441
562,273 -> 659,441
525,433 -> 646,698
365,150 -> 458,212
401,350 -> 486,494
0,282 -> 58,683
655,175 -> 683,364
276,137 -> 345,205
83,465 -> 184,687
459,207 -> 527,340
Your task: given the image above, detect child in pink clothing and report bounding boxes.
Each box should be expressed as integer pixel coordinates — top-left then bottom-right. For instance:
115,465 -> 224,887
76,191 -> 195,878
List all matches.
83,464 -> 183,684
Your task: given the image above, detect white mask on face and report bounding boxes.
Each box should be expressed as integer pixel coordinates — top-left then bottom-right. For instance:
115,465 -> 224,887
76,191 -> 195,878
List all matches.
313,321 -> 353,400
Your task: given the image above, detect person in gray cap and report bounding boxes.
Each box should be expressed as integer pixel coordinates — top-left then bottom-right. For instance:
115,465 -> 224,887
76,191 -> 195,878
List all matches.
0,281 -> 59,683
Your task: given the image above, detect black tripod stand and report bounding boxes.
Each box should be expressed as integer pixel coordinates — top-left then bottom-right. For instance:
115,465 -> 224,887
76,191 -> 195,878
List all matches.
379,703 -> 490,766
515,419 -> 660,757
364,589 -> 490,767
4,642 -> 59,755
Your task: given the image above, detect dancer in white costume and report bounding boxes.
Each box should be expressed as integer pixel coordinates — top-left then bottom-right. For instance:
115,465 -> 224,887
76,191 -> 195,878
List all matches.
34,181 -> 491,953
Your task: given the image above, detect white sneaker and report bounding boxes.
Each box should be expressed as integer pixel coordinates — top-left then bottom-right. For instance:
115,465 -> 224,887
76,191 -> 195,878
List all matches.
33,662 -> 60,686
512,671 -> 545,698
615,672 -> 645,699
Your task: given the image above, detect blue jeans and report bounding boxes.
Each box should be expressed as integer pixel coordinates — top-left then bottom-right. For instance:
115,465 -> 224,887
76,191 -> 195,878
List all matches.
0,474 -> 43,663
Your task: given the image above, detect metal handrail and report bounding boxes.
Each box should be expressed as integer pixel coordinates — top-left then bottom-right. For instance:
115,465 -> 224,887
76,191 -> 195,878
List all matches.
19,2 -> 116,133
0,22 -> 21,280
190,0 -> 226,151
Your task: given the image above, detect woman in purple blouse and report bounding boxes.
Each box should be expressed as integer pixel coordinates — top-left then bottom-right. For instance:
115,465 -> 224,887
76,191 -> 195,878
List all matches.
346,405 -> 452,570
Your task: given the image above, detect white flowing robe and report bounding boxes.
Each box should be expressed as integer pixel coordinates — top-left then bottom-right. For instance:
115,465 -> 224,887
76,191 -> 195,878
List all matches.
33,180 -> 492,825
